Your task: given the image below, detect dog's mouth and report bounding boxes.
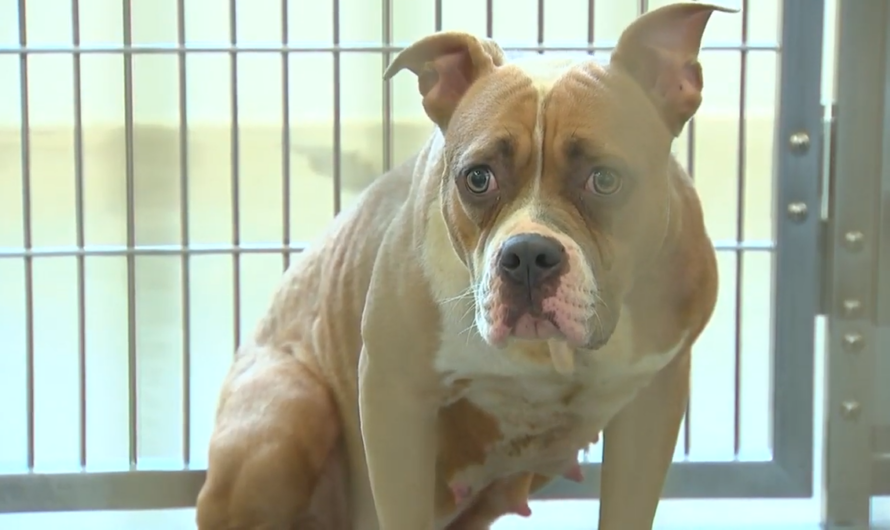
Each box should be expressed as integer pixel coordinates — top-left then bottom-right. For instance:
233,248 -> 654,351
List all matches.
482,310 -> 591,375
512,313 -> 561,341
481,293 -> 594,349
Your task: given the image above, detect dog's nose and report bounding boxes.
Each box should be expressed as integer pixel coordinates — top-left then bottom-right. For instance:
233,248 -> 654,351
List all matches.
499,233 -> 565,286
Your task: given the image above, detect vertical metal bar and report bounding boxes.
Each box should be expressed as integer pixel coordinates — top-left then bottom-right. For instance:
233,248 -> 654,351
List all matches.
825,0 -> 886,524
228,0 -> 242,349
281,0 -> 292,270
485,0 -> 493,38
681,12 -> 699,452
638,0 -> 648,15
679,0 -> 697,456
771,0 -> 822,497
875,10 -> 890,490
586,0 -> 595,56
434,0 -> 442,31
683,121 -> 695,458
71,0 -> 88,470
536,0 -> 544,55
17,0 -> 35,472
732,0 -> 749,458
121,0 -> 139,467
878,0 -> 890,441
332,0 -> 342,215
382,0 -> 393,172
175,0 -> 192,467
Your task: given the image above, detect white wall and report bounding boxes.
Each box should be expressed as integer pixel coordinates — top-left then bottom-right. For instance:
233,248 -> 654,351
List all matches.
0,0 -> 874,528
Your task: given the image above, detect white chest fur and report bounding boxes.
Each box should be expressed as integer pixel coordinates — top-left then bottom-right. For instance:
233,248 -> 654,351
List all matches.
433,303 -> 687,484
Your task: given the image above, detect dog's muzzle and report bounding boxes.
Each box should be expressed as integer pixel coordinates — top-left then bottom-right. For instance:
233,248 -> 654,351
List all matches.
483,232 -> 582,344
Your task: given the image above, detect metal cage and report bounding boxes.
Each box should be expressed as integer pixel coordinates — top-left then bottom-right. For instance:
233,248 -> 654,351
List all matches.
0,0 -> 886,528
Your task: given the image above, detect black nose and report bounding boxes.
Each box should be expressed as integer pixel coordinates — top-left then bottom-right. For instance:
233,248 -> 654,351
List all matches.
498,233 -> 565,287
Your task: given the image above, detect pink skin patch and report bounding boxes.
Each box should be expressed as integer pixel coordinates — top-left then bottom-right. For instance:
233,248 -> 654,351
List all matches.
540,283 -> 591,345
512,501 -> 532,517
513,314 -> 561,340
563,462 -> 584,483
450,482 -> 472,505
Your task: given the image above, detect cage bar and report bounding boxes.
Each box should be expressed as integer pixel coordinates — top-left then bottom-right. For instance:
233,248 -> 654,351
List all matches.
70,0 -> 88,470
682,72 -> 696,458
121,0 -> 139,467
0,42 -> 775,55
17,0 -> 36,473
382,0 -> 393,173
332,0 -> 343,216
732,0 -> 750,458
228,0 -> 243,351
281,0 -> 292,271
0,240 -> 777,260
176,0 -> 192,468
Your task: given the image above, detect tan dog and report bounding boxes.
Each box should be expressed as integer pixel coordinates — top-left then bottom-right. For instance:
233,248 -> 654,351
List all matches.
195,3 -> 729,529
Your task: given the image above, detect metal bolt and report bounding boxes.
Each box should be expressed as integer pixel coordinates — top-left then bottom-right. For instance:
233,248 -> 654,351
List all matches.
843,230 -> 864,251
842,332 -> 864,353
842,298 -> 862,318
840,400 -> 861,420
788,132 -> 810,154
786,202 -> 808,222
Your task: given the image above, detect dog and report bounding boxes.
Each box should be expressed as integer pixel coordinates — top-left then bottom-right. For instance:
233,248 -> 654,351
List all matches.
195,3 -> 728,529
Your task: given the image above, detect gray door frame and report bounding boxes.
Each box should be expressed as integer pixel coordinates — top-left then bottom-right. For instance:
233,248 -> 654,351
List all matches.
823,1 -> 890,528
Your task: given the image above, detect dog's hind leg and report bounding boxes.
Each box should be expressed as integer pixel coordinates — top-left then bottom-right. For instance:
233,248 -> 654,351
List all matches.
196,345 -> 346,529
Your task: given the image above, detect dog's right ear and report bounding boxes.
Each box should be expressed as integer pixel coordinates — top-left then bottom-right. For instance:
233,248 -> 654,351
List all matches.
384,31 -> 505,130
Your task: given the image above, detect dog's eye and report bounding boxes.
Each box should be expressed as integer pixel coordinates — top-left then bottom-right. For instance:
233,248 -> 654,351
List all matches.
463,165 -> 497,195
587,168 -> 622,196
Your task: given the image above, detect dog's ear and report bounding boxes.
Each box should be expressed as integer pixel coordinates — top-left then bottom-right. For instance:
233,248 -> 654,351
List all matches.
384,31 -> 506,130
610,2 -> 737,137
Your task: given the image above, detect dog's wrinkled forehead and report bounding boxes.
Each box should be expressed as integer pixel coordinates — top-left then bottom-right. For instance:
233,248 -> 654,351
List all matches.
445,54 -> 672,189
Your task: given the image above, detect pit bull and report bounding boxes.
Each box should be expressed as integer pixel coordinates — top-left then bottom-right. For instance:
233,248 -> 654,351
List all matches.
195,3 -> 729,529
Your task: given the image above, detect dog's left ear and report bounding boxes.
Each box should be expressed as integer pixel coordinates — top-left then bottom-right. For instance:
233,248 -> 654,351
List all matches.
611,2 -> 738,136
384,31 -> 506,130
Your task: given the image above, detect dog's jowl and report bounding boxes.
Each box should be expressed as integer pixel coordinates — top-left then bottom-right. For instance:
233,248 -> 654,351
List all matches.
195,3 -> 731,530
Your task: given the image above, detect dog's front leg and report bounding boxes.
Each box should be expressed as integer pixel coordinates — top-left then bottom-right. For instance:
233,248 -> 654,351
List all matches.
358,224 -> 443,530
359,344 -> 438,530
598,348 -> 691,530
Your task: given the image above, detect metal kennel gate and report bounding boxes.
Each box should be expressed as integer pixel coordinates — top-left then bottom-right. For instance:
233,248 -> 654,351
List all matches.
823,1 -> 890,528
0,0 -> 879,525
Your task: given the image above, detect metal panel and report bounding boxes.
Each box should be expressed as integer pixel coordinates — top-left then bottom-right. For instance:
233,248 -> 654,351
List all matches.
875,0 -> 890,500
760,0 -> 824,498
824,0 -> 888,527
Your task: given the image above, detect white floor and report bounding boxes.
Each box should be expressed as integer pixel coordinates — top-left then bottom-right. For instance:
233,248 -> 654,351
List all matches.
0,498 -> 889,530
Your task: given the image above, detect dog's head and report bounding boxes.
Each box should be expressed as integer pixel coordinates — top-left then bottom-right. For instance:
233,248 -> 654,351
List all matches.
386,3 -> 732,350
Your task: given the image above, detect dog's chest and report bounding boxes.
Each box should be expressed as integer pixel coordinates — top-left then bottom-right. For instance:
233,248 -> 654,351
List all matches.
433,322 -> 684,486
